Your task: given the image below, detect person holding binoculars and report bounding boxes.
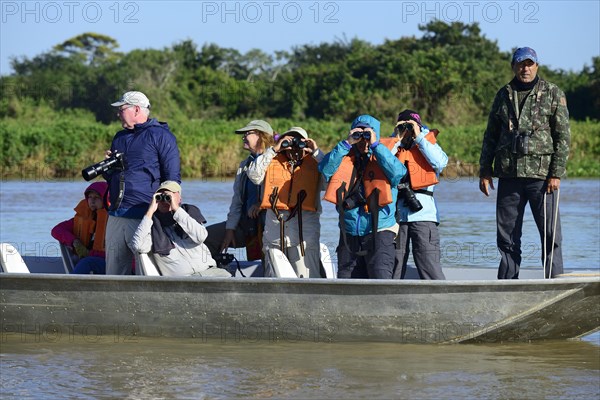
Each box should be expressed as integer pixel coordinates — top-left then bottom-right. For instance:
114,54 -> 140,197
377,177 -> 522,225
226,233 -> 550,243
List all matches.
130,181 -> 230,277
320,115 -> 405,279
386,109 -> 448,280
101,91 -> 181,275
246,127 -> 325,278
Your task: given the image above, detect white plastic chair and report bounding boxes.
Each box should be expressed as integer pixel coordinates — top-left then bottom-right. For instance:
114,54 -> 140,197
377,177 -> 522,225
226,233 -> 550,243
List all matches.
137,253 -> 161,276
267,248 -> 298,278
0,243 -> 30,273
319,243 -> 336,279
59,243 -> 76,274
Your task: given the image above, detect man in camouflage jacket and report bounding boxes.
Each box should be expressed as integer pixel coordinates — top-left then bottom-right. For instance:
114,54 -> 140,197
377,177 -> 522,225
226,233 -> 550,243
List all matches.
479,47 -> 570,279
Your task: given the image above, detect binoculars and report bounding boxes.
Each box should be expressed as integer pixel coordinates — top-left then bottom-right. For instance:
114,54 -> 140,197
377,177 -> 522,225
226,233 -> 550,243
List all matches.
155,193 -> 172,203
351,131 -> 371,141
397,123 -> 414,133
281,137 -> 307,149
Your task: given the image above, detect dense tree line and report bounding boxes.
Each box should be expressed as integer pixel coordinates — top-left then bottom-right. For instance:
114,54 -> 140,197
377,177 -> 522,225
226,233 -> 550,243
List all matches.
1,21 -> 598,125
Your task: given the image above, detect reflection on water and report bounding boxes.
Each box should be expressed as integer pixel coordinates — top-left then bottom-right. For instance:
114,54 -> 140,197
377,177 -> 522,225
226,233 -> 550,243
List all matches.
0,178 -> 599,398
1,336 -> 599,398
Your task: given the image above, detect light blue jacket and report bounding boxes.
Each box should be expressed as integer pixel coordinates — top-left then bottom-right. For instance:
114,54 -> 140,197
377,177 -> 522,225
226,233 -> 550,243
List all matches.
393,126 -> 448,223
319,115 -> 406,237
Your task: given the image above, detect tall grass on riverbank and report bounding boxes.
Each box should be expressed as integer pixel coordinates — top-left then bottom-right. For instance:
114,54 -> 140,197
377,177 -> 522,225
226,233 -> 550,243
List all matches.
2,106 -> 598,179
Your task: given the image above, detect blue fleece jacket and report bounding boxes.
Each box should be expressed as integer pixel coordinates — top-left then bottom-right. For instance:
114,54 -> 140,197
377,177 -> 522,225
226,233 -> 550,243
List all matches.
106,118 -> 181,219
319,115 -> 406,237
393,126 -> 448,223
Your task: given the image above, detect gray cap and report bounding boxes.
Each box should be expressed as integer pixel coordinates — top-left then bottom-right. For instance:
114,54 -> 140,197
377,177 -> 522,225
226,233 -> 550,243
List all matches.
111,91 -> 151,108
282,127 -> 308,139
235,120 -> 273,135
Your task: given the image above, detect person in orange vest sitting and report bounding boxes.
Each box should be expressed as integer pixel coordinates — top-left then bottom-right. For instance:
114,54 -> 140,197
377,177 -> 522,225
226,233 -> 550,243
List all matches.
390,109 -> 447,280
319,115 -> 406,279
51,182 -> 108,274
247,127 -> 325,278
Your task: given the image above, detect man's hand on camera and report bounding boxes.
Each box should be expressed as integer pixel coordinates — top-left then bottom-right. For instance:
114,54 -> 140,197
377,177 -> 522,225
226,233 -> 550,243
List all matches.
220,229 -> 236,253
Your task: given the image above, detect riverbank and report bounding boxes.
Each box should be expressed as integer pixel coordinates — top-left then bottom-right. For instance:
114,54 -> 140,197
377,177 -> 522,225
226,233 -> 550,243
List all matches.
1,111 -> 598,179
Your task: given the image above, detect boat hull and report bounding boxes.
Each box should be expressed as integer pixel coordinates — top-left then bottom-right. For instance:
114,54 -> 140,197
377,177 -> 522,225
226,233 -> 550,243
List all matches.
1,274 -> 598,344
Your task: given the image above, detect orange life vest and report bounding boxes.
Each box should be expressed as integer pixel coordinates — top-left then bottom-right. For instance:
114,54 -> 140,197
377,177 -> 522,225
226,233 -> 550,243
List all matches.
260,154 -> 320,212
73,199 -> 108,252
323,148 -> 394,207
381,129 -> 440,190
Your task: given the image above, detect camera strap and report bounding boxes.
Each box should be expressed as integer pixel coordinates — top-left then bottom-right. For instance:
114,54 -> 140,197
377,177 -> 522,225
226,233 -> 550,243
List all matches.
108,173 -> 125,212
286,190 -> 307,258
344,152 -> 366,203
268,187 -> 286,255
366,188 -> 380,255
335,182 -> 364,256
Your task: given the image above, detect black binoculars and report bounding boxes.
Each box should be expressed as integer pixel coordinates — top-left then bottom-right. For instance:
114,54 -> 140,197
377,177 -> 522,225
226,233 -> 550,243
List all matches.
512,131 -> 531,155
397,123 -> 414,133
281,137 -> 307,149
155,193 -> 172,203
351,130 -> 371,141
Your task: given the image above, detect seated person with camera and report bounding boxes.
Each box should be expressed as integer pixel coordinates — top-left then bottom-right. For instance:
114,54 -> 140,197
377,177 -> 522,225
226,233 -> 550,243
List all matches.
51,182 -> 109,274
319,115 -> 405,279
387,109 -> 447,280
130,181 -> 230,277
246,127 -> 325,278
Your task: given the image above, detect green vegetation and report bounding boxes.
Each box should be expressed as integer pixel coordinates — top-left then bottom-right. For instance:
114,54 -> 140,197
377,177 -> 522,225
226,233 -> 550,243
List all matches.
1,23 -> 598,178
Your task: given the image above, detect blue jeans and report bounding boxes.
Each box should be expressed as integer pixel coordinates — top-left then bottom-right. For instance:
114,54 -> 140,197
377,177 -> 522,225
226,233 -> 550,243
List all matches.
73,256 -> 106,274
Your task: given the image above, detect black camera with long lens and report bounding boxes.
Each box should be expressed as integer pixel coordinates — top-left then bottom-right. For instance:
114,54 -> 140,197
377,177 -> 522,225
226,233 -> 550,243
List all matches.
155,193 -> 172,203
351,130 -> 372,141
397,182 -> 423,213
82,152 -> 124,181
281,137 -> 307,149
343,190 -> 367,210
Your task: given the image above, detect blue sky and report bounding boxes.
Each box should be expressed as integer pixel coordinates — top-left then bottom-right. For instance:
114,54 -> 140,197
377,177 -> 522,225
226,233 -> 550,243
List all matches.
1,0 -> 599,75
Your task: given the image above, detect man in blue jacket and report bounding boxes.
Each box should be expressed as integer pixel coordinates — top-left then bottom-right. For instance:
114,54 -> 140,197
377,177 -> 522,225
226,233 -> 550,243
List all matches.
319,115 -> 406,279
104,91 -> 181,274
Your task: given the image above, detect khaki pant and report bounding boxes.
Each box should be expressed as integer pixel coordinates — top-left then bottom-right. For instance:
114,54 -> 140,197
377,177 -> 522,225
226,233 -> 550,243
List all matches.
105,215 -> 142,275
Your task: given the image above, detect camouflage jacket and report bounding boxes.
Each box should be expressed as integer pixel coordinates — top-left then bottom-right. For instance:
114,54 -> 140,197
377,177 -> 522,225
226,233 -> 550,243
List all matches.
479,77 -> 570,179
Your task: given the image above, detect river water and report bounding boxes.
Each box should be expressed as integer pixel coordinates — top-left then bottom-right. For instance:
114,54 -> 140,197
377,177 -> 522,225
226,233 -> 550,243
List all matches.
1,178 -> 599,398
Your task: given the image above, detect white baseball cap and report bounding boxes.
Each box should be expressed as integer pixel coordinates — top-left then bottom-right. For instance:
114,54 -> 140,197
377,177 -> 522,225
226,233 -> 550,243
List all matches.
111,91 -> 151,109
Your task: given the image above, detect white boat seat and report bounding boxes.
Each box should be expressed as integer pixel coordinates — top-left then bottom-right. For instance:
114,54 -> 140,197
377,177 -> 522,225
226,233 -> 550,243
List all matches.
320,243 -> 336,279
0,243 -> 30,273
137,253 -> 162,276
267,248 -> 298,278
59,243 -> 76,274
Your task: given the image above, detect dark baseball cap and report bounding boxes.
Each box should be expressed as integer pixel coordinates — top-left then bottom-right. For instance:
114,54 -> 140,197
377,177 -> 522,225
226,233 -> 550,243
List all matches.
512,47 -> 538,64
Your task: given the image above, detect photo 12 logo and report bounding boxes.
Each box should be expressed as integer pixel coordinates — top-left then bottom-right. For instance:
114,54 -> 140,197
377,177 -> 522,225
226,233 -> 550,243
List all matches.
400,1 -> 540,24
200,1 -> 340,24
1,1 -> 140,24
